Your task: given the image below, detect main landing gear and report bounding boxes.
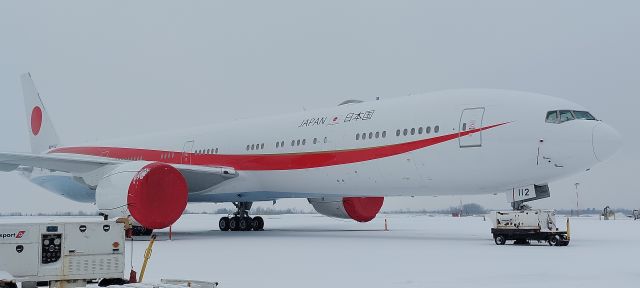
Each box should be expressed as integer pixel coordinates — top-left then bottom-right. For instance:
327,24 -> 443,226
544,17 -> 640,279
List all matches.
218,202 -> 264,231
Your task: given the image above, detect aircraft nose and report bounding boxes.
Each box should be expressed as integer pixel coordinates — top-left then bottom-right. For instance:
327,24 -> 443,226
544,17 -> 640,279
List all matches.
592,122 -> 622,162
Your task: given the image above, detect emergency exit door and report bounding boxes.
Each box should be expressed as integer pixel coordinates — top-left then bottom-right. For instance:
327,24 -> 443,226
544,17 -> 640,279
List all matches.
459,107 -> 485,148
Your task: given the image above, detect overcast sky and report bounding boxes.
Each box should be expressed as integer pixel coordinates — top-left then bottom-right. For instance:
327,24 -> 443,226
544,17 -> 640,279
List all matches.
1,0 -> 638,214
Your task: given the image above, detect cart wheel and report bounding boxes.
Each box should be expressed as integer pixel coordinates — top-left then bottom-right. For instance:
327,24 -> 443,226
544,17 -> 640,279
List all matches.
494,235 -> 506,245
548,235 -> 560,246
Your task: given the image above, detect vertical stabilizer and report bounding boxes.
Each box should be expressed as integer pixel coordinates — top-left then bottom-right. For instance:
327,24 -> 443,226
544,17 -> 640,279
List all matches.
20,73 -> 61,153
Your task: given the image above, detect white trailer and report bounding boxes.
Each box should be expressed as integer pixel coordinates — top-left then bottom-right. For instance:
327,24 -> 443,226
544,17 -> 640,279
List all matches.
489,210 -> 570,246
0,218 -> 125,288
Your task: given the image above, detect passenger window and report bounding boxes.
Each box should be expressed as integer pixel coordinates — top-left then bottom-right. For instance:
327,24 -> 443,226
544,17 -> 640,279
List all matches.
382,131 -> 387,138
396,130 -> 401,137
545,111 -> 559,123
369,132 -> 373,139
313,138 -> 318,144
302,139 -> 306,146
323,137 -> 328,144
356,134 -> 360,140
246,145 -> 250,151
426,126 -> 431,134
261,143 -> 265,149
251,144 -> 255,150
403,129 -> 408,136
410,128 -> 415,135
375,131 -> 380,139
434,126 -> 439,133
418,127 -> 423,134
559,110 -> 575,123
297,139 -> 301,146
462,123 -> 467,131
362,133 -> 366,140
291,140 -> 295,146
276,142 -> 280,148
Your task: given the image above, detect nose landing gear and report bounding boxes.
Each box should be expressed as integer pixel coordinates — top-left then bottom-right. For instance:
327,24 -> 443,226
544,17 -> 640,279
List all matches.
218,202 -> 265,231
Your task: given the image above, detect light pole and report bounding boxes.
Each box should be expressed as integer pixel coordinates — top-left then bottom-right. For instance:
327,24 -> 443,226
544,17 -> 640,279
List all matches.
574,183 -> 580,217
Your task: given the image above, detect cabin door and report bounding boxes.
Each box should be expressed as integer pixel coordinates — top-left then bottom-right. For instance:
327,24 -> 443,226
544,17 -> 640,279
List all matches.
459,107 -> 485,148
182,140 -> 195,164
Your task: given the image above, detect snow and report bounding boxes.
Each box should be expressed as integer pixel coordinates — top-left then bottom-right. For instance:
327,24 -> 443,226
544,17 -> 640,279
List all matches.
122,214 -> 638,288
0,270 -> 14,281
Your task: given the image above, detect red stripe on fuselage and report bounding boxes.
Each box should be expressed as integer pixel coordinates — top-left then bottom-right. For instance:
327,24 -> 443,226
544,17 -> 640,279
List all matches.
49,123 -> 508,171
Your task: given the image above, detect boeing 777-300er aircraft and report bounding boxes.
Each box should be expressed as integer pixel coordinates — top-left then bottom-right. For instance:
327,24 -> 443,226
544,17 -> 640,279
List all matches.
0,74 -> 622,234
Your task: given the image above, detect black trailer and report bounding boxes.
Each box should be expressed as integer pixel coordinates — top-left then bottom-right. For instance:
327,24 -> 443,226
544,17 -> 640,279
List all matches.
491,228 -> 570,246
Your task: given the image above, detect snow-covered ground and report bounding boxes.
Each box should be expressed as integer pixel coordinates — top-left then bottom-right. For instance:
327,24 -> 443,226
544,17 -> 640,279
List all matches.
122,214 -> 637,288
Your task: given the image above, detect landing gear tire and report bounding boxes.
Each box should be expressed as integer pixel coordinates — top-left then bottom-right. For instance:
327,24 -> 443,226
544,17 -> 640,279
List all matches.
494,235 -> 506,245
239,217 -> 252,231
219,202 -> 265,232
548,235 -> 560,246
253,216 -> 264,231
219,217 -> 230,231
229,216 -> 240,231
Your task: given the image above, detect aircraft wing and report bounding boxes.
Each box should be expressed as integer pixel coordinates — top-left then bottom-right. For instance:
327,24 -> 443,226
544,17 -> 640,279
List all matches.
0,152 -> 119,173
0,152 -> 238,192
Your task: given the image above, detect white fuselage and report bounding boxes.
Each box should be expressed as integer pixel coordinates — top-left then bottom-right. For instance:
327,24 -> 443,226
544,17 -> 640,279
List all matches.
29,89 -> 619,204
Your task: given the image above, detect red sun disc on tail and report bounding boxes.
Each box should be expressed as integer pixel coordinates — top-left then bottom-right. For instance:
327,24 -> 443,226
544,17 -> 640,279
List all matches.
127,162 -> 188,229
343,197 -> 384,222
31,107 -> 43,136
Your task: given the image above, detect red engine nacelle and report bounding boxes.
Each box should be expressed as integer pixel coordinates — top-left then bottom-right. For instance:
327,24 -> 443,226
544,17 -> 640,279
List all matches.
96,161 -> 188,229
308,197 -> 384,222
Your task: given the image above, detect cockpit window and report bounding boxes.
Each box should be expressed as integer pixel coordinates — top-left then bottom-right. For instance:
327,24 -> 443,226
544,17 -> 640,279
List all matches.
546,110 -> 597,124
545,111 -> 558,123
558,110 -> 575,123
573,111 -> 596,120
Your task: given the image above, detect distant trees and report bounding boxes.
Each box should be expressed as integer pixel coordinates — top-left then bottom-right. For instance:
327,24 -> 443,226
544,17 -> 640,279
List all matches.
382,203 -> 487,215
461,203 -> 487,215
